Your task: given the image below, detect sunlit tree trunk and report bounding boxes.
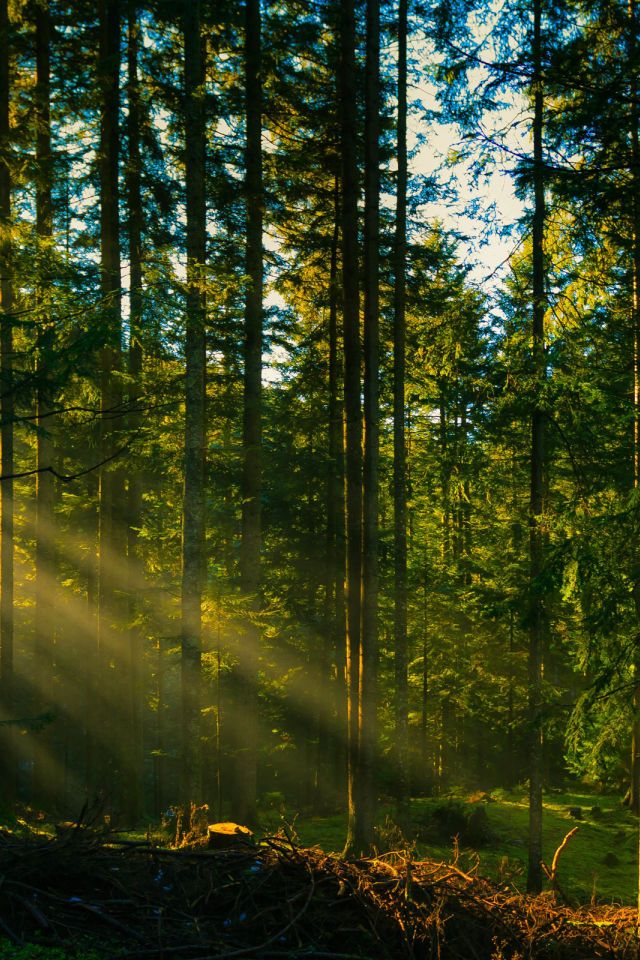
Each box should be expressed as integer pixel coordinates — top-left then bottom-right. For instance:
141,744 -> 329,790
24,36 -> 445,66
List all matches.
180,0 -> 207,831
0,0 -> 14,808
340,0 -> 362,858
393,0 -> 410,834
526,0 -> 546,895
359,0 -> 380,853
231,0 -> 262,831
124,0 -> 144,825
32,0 -> 55,809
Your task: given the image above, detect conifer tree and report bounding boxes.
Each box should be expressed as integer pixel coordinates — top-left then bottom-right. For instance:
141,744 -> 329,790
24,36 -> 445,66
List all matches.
340,0 -> 362,857
526,0 -> 546,895
232,0 -> 263,831
360,0 -> 380,852
181,0 -> 207,829
125,0 -> 144,824
0,0 -> 13,805
393,0 -> 410,834
33,0 -> 55,808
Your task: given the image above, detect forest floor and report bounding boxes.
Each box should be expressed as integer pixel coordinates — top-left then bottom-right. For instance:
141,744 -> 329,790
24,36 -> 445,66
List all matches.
286,785 -> 639,906
0,786 -> 637,959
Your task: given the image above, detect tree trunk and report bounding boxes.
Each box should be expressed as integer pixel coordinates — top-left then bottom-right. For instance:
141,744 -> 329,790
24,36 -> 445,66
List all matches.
507,609 -> 515,788
333,403 -> 347,796
180,0 -> 207,831
0,0 -> 14,809
97,0 -> 122,801
526,0 -> 546,895
340,0 -> 362,858
125,0 -> 144,825
85,466 -> 99,793
393,0 -> 410,834
231,0 -> 262,832
317,177 -> 340,810
359,0 -> 380,854
627,0 -> 640,822
32,0 -> 55,809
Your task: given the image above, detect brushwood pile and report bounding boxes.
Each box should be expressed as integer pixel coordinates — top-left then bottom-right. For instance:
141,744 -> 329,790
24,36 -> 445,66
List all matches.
0,823 -> 636,959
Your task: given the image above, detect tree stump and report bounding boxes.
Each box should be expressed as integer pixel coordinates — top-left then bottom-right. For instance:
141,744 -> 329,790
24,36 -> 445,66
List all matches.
207,822 -> 254,850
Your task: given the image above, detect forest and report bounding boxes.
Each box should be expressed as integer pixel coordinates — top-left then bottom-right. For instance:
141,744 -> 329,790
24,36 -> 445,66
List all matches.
1,0 -> 640,953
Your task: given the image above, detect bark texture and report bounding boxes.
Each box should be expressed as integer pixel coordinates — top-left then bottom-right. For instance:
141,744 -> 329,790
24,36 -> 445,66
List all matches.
340,0 -> 362,858
180,0 -> 207,829
0,0 -> 14,806
526,0 -> 546,895
359,0 -> 380,854
393,0 -> 410,834
125,0 -> 144,825
96,0 -> 123,799
230,0 -> 262,832
318,178 -> 341,807
32,0 -> 55,808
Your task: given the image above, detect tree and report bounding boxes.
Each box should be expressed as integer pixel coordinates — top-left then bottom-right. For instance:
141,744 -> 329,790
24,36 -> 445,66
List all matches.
32,0 -> 55,809
180,0 -> 207,830
340,0 -> 362,858
360,0 -> 381,853
96,0 -> 123,798
0,0 -> 13,807
124,0 -> 144,825
232,0 -> 263,831
393,0 -> 410,834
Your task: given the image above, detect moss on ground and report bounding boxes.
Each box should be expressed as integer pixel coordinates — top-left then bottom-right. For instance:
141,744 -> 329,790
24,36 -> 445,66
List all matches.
291,788 -> 639,906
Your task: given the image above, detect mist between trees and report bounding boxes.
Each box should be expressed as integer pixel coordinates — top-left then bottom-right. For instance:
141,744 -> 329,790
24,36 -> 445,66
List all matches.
0,0 -> 637,897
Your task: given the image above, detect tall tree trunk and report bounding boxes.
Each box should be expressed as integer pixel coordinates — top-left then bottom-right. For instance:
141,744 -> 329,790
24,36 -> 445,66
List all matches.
340,0 -> 362,858
32,0 -> 55,809
125,0 -> 144,825
333,404 -> 347,795
507,609 -> 515,787
231,0 -> 262,832
626,0 -> 640,820
629,0 -> 640,918
526,0 -> 546,895
0,0 -> 14,809
317,177 -> 340,809
393,0 -> 410,834
359,0 -> 380,853
180,0 -> 207,832
84,463 -> 99,793
97,0 -> 122,800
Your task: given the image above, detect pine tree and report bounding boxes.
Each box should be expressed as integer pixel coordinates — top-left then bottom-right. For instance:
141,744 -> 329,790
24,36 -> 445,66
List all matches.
340,0 -> 362,858
180,0 -> 207,830
232,0 -> 263,831
393,0 -> 410,834
0,0 -> 13,806
32,0 -> 55,809
526,0 -> 546,896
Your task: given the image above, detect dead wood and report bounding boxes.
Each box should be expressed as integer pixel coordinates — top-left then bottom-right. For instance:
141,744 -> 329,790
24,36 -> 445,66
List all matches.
0,826 -> 636,959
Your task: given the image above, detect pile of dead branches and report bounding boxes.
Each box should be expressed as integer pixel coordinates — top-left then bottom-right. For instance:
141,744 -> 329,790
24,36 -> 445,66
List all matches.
0,824 -> 636,959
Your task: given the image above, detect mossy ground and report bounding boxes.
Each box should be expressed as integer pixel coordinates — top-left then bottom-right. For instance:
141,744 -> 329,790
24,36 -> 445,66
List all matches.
291,787 -> 640,905
0,787 -> 637,957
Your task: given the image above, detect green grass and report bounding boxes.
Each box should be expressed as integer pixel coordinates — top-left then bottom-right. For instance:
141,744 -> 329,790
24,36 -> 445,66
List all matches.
0,786 -> 636,960
290,788 -> 639,905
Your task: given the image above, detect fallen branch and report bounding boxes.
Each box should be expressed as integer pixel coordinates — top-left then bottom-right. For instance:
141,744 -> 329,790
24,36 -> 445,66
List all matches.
541,826 -> 579,908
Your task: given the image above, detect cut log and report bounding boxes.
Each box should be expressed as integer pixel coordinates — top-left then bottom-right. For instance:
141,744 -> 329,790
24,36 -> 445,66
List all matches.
207,822 -> 254,849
